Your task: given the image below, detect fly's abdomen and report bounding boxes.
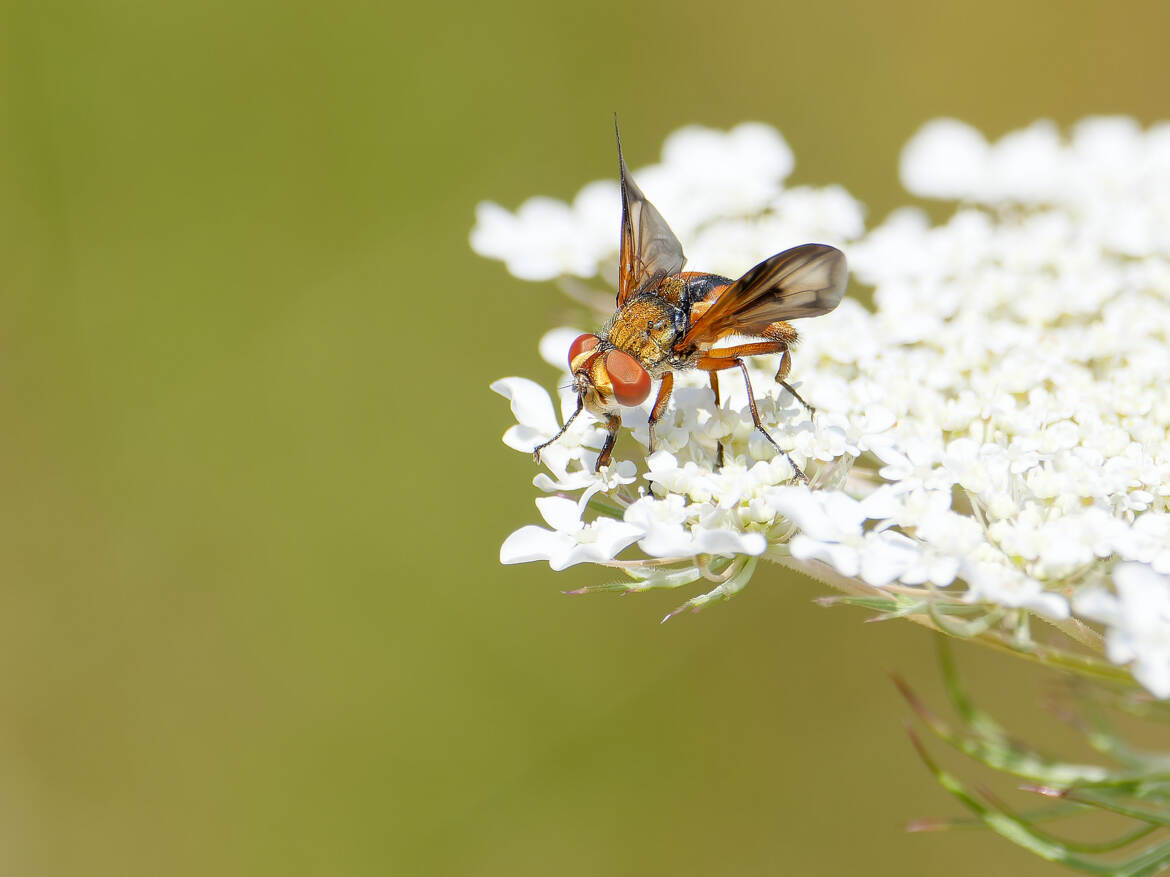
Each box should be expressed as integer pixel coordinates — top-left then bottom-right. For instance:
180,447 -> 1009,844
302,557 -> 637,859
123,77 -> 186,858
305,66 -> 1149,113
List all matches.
680,272 -> 734,308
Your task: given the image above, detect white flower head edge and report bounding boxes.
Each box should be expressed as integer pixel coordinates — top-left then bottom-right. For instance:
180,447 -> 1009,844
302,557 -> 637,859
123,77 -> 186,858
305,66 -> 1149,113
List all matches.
479,118 -> 1170,697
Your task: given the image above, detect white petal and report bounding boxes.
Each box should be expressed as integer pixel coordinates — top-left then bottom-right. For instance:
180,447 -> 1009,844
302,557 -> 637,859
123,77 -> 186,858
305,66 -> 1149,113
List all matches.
469,201 -> 521,259
790,535 -> 861,578
859,532 -> 921,587
900,119 -> 989,198
539,327 -> 586,370
1133,659 -> 1170,700
768,488 -> 866,541
535,496 -> 583,533
636,521 -> 695,558
500,526 -> 573,565
502,424 -> 547,453
1026,592 -> 1071,620
1115,562 -> 1170,596
491,377 -> 560,434
692,529 -> 766,557
589,518 -> 647,559
533,470 -> 596,493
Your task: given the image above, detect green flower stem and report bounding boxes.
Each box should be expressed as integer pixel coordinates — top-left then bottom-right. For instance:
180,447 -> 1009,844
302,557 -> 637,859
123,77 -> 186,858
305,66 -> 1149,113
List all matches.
1052,790 -> 1170,829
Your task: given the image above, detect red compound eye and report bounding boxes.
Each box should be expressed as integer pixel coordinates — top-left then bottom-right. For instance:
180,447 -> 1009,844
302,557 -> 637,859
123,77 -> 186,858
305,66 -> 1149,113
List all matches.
604,350 -> 651,406
568,333 -> 600,370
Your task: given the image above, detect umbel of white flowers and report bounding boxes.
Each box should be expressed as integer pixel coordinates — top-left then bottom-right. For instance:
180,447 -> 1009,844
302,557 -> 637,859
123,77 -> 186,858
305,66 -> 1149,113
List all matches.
473,118 -> 1170,698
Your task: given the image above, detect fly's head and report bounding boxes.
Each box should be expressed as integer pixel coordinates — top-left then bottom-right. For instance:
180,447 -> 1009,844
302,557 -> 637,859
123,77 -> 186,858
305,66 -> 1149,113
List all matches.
568,333 -> 651,418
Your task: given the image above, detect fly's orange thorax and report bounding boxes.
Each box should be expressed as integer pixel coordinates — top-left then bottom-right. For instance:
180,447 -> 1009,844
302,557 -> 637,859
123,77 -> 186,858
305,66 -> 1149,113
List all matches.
602,295 -> 682,373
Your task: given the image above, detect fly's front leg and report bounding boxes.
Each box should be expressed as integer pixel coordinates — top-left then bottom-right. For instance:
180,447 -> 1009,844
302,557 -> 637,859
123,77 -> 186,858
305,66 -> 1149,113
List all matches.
696,352 -> 808,484
594,413 -> 622,472
646,372 -> 674,454
533,396 -> 583,464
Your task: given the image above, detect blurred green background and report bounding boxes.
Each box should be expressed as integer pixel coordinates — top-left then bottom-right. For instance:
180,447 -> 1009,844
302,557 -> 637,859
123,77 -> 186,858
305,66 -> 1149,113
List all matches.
2,0 -> 1169,873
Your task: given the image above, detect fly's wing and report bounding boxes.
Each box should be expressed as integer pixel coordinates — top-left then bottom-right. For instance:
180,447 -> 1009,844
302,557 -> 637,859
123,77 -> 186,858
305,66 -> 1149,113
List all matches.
615,120 -> 686,307
675,244 -> 847,349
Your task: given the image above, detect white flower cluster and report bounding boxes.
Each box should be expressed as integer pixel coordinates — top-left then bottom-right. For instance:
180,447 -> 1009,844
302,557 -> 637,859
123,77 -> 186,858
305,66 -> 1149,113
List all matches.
901,117 -> 1170,257
476,119 -> 1170,696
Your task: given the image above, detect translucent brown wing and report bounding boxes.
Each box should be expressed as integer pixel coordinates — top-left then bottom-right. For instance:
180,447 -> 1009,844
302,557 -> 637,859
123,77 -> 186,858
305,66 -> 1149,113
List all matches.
676,244 -> 847,348
615,120 -> 686,308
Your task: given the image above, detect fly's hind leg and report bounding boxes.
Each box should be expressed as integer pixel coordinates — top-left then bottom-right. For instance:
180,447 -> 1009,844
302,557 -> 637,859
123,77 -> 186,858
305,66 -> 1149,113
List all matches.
697,349 -> 808,484
762,322 -> 815,419
775,349 -> 815,419
708,371 -> 724,469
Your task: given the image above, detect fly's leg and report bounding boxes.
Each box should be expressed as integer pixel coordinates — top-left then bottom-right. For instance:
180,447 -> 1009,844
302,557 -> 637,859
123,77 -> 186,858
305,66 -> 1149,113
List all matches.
775,348 -> 815,419
762,323 -> 815,419
708,371 -> 724,469
533,397 -> 583,464
697,350 -> 808,484
646,373 -> 674,455
594,413 -> 622,472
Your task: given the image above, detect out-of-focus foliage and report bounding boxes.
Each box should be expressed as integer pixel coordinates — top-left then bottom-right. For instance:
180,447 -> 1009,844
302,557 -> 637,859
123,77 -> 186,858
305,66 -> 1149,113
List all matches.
903,641 -> 1170,875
